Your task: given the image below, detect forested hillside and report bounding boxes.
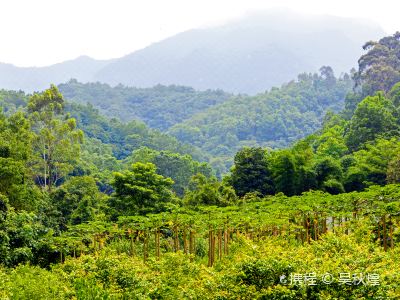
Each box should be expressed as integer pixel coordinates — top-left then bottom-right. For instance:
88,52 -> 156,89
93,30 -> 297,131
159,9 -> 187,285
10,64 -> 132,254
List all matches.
58,81 -> 231,130
0,89 -> 212,193
57,67 -> 353,173
226,33 -> 400,197
169,67 -> 353,161
1,32 -> 400,299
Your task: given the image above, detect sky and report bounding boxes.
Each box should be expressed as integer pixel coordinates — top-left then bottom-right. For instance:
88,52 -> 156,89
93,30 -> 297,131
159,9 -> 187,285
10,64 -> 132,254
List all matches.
0,0 -> 398,67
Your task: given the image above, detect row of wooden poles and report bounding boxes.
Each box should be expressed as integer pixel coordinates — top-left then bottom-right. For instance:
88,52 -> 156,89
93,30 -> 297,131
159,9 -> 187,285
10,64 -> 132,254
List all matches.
141,227 -> 198,262
207,227 -> 231,267
290,212 -> 396,251
88,226 -> 233,266
62,213 -> 396,264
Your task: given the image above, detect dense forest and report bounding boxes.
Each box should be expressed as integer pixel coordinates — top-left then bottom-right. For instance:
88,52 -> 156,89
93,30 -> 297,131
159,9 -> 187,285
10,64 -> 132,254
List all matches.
169,67 -> 352,163
58,67 -> 353,173
1,32 -> 400,299
58,82 -> 231,130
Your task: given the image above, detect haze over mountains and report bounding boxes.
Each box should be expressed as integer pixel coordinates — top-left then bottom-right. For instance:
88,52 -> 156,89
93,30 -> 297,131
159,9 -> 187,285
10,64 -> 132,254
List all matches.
0,10 -> 384,94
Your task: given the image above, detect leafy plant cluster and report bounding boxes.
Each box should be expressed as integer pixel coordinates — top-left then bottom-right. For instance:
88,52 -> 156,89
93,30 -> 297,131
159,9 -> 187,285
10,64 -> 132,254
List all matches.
1,186 -> 400,299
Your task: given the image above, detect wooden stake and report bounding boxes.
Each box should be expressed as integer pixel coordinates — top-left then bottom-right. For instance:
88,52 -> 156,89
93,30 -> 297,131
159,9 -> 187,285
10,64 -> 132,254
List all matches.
183,230 -> 188,254
174,226 -> 179,252
155,229 -> 160,260
383,215 -> 387,251
218,230 -> 222,260
143,231 -> 148,263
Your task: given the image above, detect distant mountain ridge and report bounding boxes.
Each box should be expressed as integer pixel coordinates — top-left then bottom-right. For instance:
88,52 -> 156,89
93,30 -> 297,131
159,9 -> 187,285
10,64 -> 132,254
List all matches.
0,56 -> 112,92
0,10 -> 385,94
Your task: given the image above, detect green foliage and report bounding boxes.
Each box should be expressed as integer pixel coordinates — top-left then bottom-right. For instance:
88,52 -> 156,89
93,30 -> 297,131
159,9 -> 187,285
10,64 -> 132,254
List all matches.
129,147 -> 213,196
0,265 -> 72,299
230,147 -> 274,197
169,69 -> 352,169
0,89 -> 28,114
66,101 -> 208,162
59,80 -> 231,130
314,120 -> 348,159
314,157 -> 343,190
28,84 -> 64,115
387,153 -> 400,184
354,32 -> 400,96
184,174 -> 237,206
0,209 -> 55,267
271,150 -> 298,196
345,92 -> 398,151
51,176 -> 106,229
109,162 -> 176,217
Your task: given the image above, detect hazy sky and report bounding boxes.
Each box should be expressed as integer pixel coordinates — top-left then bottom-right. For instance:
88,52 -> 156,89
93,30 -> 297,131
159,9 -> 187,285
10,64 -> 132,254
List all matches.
0,0 -> 398,67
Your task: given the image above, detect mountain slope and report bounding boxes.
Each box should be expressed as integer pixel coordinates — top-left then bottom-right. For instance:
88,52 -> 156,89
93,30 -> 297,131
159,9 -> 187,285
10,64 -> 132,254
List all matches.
0,88 -> 208,162
94,10 -> 384,94
0,10 -> 384,94
168,69 -> 353,170
58,81 -> 231,130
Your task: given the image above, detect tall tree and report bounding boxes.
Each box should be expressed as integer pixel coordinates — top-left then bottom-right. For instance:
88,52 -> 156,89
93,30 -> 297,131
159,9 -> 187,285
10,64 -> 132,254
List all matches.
354,32 -> 400,96
28,85 -> 83,190
230,147 -> 274,197
271,150 -> 298,196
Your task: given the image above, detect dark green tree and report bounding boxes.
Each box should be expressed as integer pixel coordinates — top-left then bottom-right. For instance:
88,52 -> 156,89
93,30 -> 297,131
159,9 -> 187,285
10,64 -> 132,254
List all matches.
313,157 -> 344,194
51,176 -> 105,229
108,162 -> 175,217
230,147 -> 274,197
271,150 -> 297,196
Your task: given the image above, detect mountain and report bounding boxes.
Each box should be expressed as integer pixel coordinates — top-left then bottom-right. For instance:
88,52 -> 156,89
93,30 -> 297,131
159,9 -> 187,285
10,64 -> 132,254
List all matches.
56,67 -> 352,173
0,10 -> 384,94
168,69 -> 353,170
94,9 -> 384,94
0,88 -> 209,162
0,56 -> 112,92
58,80 -> 231,130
